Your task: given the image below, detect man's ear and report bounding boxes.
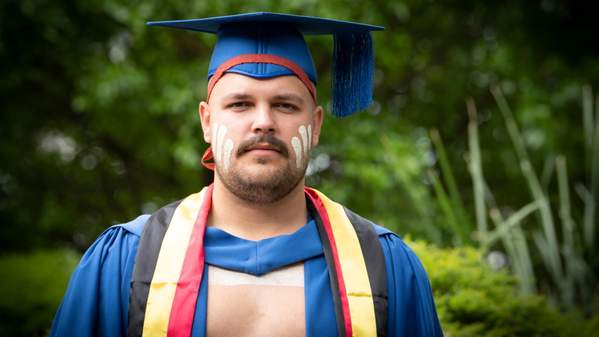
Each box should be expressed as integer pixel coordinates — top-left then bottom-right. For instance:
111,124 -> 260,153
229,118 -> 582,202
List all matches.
311,105 -> 324,147
199,101 -> 212,143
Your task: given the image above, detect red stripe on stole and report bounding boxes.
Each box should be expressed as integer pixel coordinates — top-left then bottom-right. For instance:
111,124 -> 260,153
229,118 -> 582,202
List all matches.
167,184 -> 213,337
305,188 -> 353,337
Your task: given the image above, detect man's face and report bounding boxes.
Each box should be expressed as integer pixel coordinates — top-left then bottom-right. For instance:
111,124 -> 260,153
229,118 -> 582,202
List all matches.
200,73 -> 323,203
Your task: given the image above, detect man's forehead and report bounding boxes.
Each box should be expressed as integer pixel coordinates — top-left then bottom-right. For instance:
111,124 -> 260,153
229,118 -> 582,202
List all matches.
221,93 -> 306,104
211,74 -> 313,102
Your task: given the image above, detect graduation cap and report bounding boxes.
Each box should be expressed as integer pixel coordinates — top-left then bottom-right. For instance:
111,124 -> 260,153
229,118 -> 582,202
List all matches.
148,12 -> 383,117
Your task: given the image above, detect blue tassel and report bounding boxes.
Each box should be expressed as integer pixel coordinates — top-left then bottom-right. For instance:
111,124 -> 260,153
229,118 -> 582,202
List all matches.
332,32 -> 374,117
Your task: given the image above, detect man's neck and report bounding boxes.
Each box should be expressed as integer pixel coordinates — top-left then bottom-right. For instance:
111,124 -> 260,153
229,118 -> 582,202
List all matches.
208,179 -> 308,241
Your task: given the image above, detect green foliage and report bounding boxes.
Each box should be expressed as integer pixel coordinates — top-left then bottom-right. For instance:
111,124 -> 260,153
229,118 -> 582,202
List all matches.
0,249 -> 79,337
2,0 -> 599,329
3,0 -> 599,252
408,239 -> 598,337
429,86 -> 598,309
311,122 -> 440,241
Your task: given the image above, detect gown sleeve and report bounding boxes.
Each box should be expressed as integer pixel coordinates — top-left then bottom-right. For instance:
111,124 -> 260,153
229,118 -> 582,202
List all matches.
377,228 -> 444,337
50,215 -> 148,337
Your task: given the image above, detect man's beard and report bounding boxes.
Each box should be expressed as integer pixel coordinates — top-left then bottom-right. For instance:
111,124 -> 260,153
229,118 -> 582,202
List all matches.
215,134 -> 308,204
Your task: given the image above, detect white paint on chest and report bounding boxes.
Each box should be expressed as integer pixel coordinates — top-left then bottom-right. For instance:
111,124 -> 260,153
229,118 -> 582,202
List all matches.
208,264 -> 304,286
206,264 -> 305,337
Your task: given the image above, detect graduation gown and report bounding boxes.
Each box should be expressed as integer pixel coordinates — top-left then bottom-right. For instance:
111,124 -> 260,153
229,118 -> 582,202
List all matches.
50,214 -> 443,337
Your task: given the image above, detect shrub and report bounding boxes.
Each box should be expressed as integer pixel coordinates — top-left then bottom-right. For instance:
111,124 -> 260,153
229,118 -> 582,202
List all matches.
408,239 -> 598,337
0,249 -> 79,337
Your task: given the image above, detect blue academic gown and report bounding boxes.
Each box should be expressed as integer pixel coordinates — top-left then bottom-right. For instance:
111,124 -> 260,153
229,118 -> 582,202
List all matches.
51,214 -> 443,337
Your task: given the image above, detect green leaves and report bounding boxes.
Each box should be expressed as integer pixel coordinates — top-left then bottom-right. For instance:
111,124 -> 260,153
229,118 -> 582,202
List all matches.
410,239 -> 593,337
0,249 -> 79,337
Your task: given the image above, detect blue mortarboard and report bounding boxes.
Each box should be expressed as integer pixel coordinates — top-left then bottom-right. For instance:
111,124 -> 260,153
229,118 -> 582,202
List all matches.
148,12 -> 383,117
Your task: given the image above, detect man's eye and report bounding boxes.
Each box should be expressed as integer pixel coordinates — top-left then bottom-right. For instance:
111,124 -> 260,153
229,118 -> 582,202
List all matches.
274,103 -> 299,112
227,102 -> 251,110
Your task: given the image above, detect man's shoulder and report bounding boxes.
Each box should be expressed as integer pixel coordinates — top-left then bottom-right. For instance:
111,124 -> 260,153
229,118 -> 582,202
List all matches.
116,214 -> 151,237
341,206 -> 397,238
341,207 -> 420,262
361,218 -> 408,252
80,214 -> 150,259
372,223 -> 395,237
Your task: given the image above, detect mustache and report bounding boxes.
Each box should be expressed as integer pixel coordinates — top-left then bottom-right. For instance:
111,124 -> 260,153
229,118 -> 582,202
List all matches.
236,134 -> 289,157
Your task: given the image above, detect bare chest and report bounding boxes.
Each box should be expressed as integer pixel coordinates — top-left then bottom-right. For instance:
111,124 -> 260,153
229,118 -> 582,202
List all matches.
206,264 -> 306,337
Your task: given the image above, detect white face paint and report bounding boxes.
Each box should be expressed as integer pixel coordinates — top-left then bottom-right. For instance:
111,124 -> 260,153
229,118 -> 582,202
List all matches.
299,125 -> 308,156
223,139 -> 234,171
291,137 -> 302,169
216,124 -> 227,163
211,123 -> 235,171
211,123 -> 220,159
289,124 -> 313,169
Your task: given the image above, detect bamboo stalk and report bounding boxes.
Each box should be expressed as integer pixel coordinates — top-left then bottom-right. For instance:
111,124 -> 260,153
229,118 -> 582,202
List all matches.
491,86 -> 564,288
556,156 -> 576,306
582,86 -> 596,249
484,182 -> 536,295
532,230 -> 563,305
582,85 -> 594,154
467,98 -> 488,240
584,91 -> 599,249
512,225 -> 536,294
429,128 -> 471,231
489,208 -> 534,295
428,169 -> 464,244
541,155 -> 556,192
483,201 -> 540,248
556,156 -> 575,254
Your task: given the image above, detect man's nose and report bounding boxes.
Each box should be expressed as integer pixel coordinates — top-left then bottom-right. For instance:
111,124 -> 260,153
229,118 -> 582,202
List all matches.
251,104 -> 276,134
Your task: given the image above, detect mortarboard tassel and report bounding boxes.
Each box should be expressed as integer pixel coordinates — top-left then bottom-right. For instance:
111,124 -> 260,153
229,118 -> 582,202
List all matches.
332,31 -> 374,117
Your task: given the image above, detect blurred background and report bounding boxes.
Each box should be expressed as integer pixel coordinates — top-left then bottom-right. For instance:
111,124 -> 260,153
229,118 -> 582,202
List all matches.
1,0 -> 598,336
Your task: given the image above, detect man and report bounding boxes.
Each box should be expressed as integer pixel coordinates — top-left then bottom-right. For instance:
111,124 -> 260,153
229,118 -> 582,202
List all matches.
51,12 -> 443,337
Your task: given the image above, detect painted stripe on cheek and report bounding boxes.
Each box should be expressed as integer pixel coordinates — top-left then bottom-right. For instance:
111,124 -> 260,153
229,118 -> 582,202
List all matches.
291,137 -> 302,169
299,125 -> 308,156
216,125 -> 227,163
212,123 -> 220,159
223,139 -> 233,171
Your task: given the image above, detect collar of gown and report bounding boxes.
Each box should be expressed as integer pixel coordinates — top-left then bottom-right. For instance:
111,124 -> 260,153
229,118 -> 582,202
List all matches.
204,219 -> 323,276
